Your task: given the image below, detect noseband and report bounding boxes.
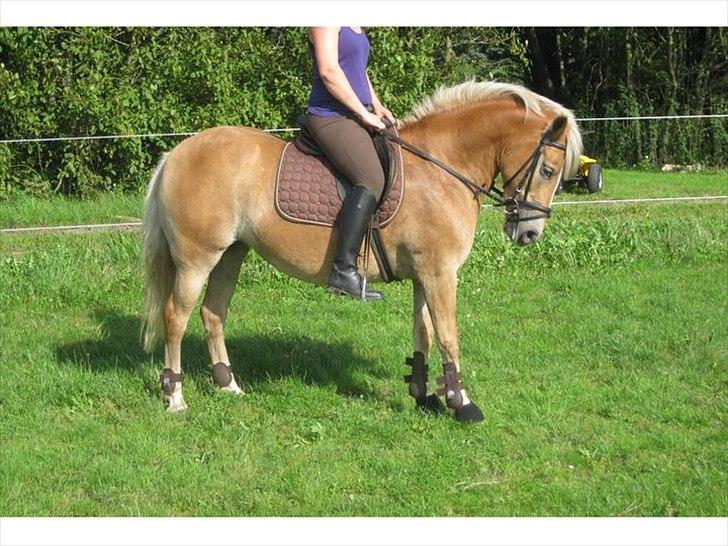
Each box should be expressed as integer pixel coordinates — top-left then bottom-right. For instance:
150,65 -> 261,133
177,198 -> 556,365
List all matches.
384,130 -> 566,223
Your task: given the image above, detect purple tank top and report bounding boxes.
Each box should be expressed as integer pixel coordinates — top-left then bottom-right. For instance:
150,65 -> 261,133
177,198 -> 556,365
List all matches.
308,27 -> 373,117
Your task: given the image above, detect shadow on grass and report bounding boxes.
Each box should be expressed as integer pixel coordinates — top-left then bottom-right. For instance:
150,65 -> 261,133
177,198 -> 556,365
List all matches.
55,308 -> 388,400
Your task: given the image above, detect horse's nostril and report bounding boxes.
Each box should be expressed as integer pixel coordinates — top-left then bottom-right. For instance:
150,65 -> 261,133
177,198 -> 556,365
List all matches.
518,230 -> 538,245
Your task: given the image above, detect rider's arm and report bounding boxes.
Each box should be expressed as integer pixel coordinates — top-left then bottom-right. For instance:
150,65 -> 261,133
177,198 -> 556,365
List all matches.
366,73 -> 394,123
309,27 -> 384,130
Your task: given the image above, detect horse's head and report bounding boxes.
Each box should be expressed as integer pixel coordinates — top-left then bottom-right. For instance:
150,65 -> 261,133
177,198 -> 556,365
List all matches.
399,80 -> 582,244
501,114 -> 576,246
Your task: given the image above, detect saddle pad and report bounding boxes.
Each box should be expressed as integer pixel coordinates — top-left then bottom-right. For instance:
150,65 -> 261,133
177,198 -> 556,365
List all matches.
274,139 -> 404,229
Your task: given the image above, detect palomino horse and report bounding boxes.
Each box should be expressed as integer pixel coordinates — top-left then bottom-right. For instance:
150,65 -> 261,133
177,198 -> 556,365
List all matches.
142,81 -> 582,421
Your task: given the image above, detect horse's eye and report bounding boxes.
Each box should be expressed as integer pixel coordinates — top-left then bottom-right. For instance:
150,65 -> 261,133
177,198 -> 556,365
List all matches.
541,165 -> 555,178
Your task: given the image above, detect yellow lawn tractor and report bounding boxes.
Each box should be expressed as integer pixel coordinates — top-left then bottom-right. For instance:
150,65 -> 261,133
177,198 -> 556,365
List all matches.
557,155 -> 604,194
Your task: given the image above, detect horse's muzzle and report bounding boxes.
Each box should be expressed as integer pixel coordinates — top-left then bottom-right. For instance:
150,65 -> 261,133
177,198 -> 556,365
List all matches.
517,229 -> 539,246
504,215 -> 545,246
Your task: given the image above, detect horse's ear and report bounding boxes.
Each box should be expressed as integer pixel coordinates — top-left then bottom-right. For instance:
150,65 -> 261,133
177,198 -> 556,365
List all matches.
547,115 -> 568,140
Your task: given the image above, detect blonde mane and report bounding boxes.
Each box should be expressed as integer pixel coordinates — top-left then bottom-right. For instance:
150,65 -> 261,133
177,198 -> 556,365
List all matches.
400,80 -> 583,178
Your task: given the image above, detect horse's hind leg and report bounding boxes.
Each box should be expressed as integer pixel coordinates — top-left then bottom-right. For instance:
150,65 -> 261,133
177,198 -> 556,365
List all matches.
200,241 -> 248,395
163,264 -> 214,412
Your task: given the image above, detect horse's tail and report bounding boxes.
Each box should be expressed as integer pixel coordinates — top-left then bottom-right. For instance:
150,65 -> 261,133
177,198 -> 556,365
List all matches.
141,153 -> 174,353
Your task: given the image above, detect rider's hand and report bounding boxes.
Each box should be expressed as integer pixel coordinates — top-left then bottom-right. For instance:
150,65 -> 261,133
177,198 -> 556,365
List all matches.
373,103 -> 395,125
358,110 -> 387,132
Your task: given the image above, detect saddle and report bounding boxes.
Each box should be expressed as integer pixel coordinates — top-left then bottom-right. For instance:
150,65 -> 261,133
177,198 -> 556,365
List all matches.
275,119 -> 404,228
274,118 -> 404,282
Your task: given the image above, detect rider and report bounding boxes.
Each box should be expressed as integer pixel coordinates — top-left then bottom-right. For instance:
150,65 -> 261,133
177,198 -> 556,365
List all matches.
306,26 -> 395,301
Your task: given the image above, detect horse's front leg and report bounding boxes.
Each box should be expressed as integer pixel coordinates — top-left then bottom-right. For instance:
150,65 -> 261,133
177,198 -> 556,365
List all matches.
403,281 -> 447,414
418,271 -> 484,423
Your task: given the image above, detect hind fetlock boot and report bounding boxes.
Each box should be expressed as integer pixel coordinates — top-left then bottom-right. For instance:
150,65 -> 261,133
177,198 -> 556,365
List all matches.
328,185 -> 383,301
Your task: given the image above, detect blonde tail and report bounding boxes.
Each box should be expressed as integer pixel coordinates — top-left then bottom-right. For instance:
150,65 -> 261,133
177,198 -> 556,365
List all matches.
141,153 -> 174,353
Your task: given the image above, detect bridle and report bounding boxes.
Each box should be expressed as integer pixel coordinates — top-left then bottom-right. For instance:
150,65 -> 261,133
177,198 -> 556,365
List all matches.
497,134 -> 567,223
383,129 -> 567,223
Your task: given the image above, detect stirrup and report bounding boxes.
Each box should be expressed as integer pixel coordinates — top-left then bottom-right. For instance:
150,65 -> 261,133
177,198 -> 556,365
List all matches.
327,264 -> 382,301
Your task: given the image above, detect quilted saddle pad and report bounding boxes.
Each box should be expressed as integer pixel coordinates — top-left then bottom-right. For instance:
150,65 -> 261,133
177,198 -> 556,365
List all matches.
274,139 -> 404,229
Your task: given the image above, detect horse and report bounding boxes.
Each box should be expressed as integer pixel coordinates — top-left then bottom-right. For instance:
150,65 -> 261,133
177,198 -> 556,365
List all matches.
141,80 -> 583,421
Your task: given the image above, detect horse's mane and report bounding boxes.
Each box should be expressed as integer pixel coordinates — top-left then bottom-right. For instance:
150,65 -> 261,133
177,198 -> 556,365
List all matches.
399,80 -> 583,178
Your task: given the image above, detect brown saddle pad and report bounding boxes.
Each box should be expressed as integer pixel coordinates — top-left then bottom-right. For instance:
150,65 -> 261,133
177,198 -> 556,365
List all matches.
274,134 -> 404,229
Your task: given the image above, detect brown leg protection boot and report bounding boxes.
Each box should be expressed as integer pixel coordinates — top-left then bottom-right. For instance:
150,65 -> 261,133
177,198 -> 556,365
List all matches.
436,362 -> 484,423
403,352 -> 446,414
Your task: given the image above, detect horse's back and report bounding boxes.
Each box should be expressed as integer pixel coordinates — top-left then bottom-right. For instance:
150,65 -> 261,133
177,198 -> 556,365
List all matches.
168,125 -> 285,174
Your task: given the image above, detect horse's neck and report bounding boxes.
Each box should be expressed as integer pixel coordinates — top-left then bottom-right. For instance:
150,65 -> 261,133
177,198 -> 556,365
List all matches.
400,103 -> 508,194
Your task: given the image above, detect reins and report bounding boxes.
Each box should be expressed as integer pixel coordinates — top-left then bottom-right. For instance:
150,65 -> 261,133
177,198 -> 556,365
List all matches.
382,132 -> 501,201
382,128 -> 566,223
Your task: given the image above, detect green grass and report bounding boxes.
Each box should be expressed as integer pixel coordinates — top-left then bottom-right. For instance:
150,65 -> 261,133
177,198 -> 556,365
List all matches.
1,180 -> 727,516
555,169 -> 728,201
1,169 -> 726,228
0,190 -> 144,228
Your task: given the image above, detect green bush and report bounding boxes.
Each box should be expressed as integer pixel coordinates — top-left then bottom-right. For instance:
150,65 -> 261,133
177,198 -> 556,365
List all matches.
1,27 -> 725,199
0,27 -> 528,198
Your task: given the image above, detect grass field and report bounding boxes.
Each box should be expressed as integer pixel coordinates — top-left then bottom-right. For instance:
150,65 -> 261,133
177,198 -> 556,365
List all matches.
1,168 -> 726,228
1,170 -> 727,516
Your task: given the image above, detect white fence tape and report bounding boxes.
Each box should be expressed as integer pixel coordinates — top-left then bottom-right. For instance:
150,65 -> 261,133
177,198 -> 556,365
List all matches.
578,114 -> 728,122
2,115 -> 727,145
0,127 -> 298,145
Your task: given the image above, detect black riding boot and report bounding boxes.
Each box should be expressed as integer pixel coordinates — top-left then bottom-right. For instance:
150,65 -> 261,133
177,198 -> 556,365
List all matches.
328,185 -> 383,301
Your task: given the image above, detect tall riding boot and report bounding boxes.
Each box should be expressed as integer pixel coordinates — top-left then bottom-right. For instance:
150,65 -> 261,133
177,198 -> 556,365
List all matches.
328,185 -> 383,301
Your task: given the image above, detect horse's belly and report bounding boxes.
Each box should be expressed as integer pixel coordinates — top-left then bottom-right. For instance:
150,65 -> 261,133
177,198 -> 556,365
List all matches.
247,217 -> 336,285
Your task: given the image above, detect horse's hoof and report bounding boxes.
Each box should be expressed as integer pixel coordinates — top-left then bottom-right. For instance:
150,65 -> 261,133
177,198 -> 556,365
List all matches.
165,393 -> 188,413
221,381 -> 243,396
416,393 -> 447,414
455,402 -> 484,423
166,400 -> 188,413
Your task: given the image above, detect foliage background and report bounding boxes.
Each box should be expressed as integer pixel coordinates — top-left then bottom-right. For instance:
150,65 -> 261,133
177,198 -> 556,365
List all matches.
1,27 -> 726,198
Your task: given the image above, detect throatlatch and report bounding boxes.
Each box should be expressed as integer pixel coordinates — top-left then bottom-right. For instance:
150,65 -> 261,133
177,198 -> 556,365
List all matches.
211,362 -> 233,388
403,352 -> 446,414
160,368 -> 183,396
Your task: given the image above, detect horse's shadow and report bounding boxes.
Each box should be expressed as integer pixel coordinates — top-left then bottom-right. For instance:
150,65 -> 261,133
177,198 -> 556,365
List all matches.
55,308 -> 389,401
